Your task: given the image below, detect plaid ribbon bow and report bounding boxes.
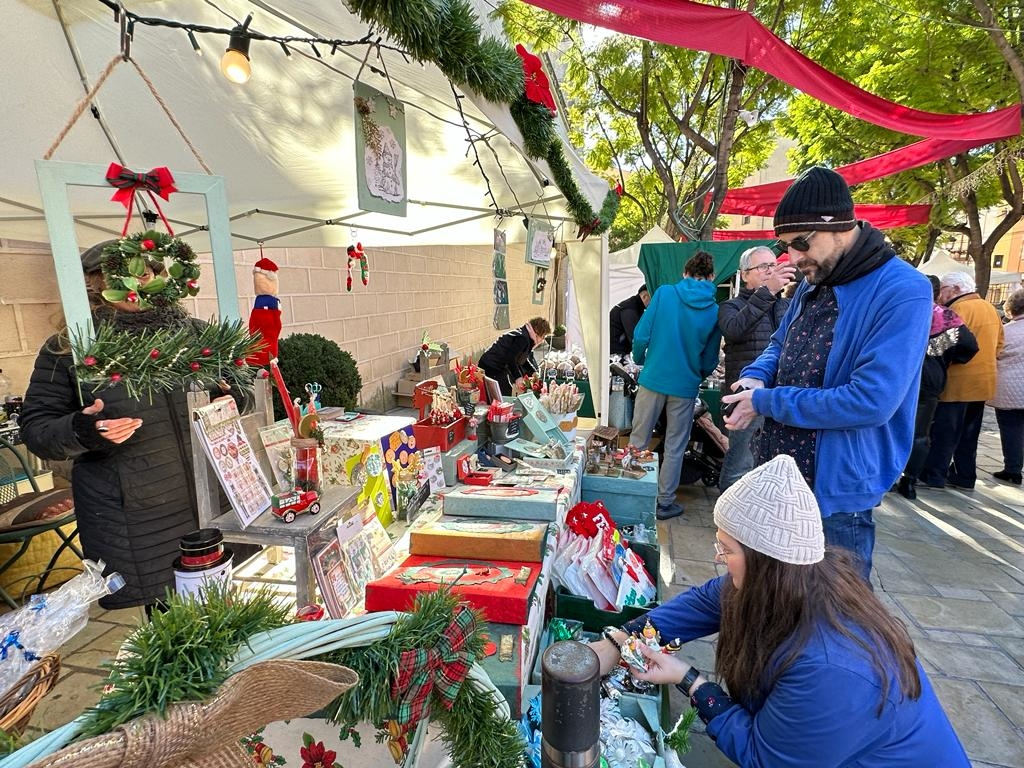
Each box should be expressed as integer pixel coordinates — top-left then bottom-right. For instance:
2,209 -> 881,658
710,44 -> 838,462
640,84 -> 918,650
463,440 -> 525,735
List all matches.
389,606 -> 477,732
105,162 -> 178,235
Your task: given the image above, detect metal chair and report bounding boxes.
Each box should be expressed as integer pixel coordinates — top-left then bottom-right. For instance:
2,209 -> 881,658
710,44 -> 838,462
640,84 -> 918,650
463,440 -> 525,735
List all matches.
0,437 -> 82,609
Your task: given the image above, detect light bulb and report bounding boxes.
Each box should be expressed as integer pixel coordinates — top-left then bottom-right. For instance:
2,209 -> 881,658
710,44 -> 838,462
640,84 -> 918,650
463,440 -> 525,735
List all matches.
221,49 -> 251,84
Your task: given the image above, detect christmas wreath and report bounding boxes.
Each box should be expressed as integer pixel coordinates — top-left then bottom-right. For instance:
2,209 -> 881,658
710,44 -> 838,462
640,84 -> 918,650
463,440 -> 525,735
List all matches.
100,230 -> 201,309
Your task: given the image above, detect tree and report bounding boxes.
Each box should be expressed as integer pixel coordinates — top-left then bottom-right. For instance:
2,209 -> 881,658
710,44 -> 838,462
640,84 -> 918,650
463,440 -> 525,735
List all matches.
778,0 -> 1023,296
494,1 -> 795,249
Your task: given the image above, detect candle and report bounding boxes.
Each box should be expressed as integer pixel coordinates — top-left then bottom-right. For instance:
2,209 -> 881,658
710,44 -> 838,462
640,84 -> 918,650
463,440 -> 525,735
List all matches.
269,359 -> 300,434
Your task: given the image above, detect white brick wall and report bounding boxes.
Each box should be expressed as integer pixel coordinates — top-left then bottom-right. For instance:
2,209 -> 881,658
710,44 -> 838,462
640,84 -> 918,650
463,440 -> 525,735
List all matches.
0,238 -> 553,410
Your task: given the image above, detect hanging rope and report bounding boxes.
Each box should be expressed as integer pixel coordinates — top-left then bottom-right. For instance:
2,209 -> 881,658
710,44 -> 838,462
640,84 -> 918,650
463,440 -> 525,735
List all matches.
44,55 -> 212,174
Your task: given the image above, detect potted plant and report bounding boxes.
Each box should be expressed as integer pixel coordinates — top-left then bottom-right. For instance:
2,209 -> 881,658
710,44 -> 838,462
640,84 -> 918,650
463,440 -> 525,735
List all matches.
274,333 -> 362,421
550,323 -> 567,350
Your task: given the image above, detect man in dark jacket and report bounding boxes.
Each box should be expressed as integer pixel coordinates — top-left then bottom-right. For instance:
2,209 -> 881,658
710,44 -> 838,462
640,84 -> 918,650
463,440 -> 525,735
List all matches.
717,246 -> 795,490
610,284 -> 650,356
478,317 -> 551,395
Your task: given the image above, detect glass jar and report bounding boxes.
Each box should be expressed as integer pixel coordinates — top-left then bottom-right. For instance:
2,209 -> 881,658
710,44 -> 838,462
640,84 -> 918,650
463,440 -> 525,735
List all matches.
290,437 -> 321,493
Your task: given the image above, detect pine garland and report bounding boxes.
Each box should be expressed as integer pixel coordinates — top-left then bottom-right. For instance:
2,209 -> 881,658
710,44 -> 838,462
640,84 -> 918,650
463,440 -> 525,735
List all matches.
79,583 -> 293,739
663,706 -> 700,761
347,0 -> 619,235
72,318 -> 264,401
318,589 -> 525,768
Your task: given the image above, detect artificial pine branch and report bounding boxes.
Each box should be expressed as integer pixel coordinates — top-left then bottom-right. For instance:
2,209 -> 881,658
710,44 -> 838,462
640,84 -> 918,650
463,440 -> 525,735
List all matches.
663,706 -> 700,759
78,583 -> 292,739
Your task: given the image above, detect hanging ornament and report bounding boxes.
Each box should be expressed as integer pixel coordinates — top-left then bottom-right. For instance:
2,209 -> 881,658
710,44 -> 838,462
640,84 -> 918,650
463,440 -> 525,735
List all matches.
346,242 -> 369,292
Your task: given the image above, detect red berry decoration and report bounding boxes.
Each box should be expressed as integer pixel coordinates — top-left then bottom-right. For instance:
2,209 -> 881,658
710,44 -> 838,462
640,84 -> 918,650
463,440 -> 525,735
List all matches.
234,359 -> 245,367
83,356 -> 97,367
110,372 -> 122,382
187,280 -> 198,289
126,291 -> 138,303
421,344 -> 429,351
150,348 -> 160,359
190,362 -> 201,371
141,239 -> 156,250
201,347 -> 212,357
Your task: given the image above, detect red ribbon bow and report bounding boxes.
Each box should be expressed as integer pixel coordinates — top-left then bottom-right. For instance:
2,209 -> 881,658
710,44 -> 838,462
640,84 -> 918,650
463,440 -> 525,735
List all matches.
105,162 -> 178,236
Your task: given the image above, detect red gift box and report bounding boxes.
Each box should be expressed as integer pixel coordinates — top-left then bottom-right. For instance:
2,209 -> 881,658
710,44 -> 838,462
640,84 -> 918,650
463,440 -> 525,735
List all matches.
412,381 -> 467,451
364,555 -> 542,625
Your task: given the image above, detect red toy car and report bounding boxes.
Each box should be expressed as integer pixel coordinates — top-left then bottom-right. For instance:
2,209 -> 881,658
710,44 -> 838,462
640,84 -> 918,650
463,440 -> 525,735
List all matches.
271,489 -> 322,523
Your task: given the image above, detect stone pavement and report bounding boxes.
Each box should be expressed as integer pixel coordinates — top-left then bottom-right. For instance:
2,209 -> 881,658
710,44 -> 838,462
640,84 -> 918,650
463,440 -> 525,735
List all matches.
19,412 -> 1024,767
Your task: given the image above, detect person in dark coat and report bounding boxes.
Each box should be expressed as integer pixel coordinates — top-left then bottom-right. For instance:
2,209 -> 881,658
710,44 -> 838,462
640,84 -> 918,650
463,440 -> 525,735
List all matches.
893,275 -> 978,499
717,246 -> 795,490
609,284 -> 650,356
478,317 -> 551,395
20,241 -> 250,611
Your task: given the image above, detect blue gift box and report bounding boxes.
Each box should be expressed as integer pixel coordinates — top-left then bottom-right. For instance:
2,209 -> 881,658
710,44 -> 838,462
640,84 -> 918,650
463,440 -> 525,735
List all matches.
442,485 -> 565,522
580,457 -> 659,528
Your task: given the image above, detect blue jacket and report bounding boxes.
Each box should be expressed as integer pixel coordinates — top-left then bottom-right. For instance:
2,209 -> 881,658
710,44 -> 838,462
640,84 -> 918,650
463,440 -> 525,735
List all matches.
628,577 -> 969,768
632,278 -> 721,398
741,256 -> 931,515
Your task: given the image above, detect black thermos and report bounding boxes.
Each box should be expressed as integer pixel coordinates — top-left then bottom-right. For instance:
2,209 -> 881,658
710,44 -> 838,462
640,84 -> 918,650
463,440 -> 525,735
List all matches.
541,640 -> 601,768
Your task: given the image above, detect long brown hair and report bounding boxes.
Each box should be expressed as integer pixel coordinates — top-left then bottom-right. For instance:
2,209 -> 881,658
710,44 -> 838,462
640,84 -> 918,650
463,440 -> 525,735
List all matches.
715,547 -> 920,715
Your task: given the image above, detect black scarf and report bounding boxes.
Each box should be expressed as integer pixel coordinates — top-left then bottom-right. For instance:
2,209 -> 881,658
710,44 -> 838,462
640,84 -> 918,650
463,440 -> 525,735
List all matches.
821,222 -> 896,287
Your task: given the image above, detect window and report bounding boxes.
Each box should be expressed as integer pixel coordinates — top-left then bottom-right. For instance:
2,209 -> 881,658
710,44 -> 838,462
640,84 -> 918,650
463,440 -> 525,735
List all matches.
994,254 -> 1004,268
741,215 -> 751,225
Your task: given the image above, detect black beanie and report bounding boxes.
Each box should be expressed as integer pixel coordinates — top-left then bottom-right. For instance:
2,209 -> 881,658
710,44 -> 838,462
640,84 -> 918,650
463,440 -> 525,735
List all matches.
80,240 -> 119,274
773,166 -> 856,235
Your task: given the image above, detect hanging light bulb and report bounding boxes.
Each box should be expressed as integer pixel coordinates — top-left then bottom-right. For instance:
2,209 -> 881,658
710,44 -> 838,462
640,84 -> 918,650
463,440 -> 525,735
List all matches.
220,14 -> 253,84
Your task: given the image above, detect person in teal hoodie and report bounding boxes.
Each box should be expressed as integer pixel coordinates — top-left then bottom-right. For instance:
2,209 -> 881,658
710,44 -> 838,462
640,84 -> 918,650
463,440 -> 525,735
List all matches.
592,456 -> 969,768
629,251 -> 722,520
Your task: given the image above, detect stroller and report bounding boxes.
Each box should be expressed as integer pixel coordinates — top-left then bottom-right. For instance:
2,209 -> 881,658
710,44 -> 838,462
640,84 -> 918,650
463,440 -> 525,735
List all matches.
610,361 -> 727,488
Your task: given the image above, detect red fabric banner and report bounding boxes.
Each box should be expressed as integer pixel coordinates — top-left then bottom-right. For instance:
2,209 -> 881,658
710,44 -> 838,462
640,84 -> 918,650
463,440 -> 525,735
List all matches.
522,0 -> 1020,141
714,203 -> 931,240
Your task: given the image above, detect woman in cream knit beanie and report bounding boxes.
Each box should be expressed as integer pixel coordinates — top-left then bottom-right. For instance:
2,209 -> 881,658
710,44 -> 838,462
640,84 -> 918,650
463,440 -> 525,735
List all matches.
591,455 -> 968,767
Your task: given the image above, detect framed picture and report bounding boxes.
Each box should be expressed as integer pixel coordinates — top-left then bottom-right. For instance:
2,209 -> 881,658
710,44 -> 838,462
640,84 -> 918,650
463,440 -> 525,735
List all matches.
493,279 -> 509,305
525,219 -> 555,267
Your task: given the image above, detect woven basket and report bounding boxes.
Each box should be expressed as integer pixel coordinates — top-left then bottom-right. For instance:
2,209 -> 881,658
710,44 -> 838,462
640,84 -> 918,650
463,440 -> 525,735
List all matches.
0,654 -> 60,735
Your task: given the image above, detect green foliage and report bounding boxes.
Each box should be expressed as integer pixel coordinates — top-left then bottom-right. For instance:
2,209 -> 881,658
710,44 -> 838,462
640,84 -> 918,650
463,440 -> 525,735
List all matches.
318,589 -> 525,768
275,333 -> 362,419
664,706 -> 700,759
80,583 -> 292,739
0,729 -> 21,758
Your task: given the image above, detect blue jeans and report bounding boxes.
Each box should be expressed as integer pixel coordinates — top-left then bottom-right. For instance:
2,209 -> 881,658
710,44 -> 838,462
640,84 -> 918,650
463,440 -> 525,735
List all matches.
822,509 -> 875,581
719,416 -> 763,491
629,385 -> 696,506
995,408 -> 1024,473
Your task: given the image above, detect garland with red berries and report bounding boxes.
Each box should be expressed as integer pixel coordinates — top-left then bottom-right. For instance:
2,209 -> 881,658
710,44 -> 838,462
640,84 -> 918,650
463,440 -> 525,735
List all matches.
100,230 -> 201,310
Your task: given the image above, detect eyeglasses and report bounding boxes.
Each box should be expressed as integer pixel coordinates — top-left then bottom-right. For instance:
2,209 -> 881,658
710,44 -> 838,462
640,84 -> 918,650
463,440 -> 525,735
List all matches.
713,540 -> 729,559
772,230 -> 818,255
742,262 -> 778,275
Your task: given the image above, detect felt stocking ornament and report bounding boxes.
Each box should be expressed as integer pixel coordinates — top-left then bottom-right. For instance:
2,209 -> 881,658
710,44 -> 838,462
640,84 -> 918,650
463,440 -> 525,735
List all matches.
247,256 -> 282,366
346,242 -> 369,291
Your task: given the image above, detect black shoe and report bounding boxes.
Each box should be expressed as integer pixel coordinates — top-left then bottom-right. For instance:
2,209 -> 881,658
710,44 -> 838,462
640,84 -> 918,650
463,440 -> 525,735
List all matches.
896,476 -> 916,500
656,502 -> 684,520
946,477 -> 975,490
993,470 -> 1023,485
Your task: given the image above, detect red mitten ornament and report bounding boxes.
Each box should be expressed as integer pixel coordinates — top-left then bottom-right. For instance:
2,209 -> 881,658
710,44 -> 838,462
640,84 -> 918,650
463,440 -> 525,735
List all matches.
248,257 -> 282,367
346,242 -> 369,292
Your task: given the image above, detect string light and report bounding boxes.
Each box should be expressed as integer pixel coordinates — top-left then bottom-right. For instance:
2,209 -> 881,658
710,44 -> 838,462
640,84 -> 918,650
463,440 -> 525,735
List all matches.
220,13 -> 253,84
186,29 -> 202,56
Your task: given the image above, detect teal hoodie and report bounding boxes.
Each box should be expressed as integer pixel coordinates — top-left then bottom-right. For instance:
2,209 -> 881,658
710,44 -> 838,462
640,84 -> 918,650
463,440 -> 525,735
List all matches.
632,278 -> 721,398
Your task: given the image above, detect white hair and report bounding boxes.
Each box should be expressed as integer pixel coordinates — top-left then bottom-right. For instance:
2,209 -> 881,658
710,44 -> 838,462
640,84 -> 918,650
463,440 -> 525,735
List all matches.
738,245 -> 776,272
940,271 -> 976,294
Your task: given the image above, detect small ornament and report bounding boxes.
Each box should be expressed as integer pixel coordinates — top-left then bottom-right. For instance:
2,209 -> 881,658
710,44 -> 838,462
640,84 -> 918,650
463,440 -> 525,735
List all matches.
83,356 -> 97,367
190,361 -> 201,371
149,348 -> 160,359
201,347 -> 212,357
141,239 -> 156,250
110,372 -> 122,382
186,279 -> 199,290
345,242 -> 369,292
126,290 -> 138,303
234,358 -> 245,367
421,344 -> 429,351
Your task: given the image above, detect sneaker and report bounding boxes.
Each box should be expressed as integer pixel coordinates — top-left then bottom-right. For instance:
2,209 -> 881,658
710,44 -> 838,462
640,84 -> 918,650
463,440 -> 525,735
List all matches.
993,470 -> 1023,485
656,502 -> 684,521
895,476 -> 916,500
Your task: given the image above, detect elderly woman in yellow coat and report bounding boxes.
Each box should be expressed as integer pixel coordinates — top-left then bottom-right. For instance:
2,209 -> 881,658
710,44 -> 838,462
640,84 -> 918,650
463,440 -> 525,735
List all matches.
919,271 -> 1005,489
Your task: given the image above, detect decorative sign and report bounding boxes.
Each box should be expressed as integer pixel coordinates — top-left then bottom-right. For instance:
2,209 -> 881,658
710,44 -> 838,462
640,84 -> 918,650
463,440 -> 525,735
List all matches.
354,81 -> 407,217
492,227 -> 510,330
525,219 -> 555,267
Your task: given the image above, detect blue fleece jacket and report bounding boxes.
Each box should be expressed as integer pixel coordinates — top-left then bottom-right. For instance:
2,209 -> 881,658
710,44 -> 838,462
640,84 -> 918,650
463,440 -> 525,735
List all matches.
632,278 -> 721,398
741,256 -> 931,515
627,576 -> 969,768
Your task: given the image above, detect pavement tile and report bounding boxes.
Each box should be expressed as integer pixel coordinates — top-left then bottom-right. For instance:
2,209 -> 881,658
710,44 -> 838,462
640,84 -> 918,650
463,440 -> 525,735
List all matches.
894,593 -> 1022,635
930,677 -> 1024,767
980,681 -> 1024,731
986,590 -> 1024,618
914,638 -> 1024,686
993,635 -> 1024,669
27,670 -> 104,733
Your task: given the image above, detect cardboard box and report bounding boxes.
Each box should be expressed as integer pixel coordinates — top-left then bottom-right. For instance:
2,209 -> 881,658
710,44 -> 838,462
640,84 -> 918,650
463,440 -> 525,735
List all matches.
552,541 -> 660,632
364,555 -> 542,624
410,520 -> 551,562
442,485 -> 566,522
581,456 -> 659,528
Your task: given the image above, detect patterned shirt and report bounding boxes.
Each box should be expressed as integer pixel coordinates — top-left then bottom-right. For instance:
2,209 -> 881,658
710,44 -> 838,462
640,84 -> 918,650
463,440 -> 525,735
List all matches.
758,285 -> 839,483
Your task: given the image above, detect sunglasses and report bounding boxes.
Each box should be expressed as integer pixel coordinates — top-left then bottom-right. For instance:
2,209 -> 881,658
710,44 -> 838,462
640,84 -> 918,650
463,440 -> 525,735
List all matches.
771,230 -> 818,256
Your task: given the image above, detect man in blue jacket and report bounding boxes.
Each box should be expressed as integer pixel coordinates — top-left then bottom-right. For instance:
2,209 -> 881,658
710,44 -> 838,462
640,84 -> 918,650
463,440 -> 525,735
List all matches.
630,252 -> 722,520
722,166 -> 932,579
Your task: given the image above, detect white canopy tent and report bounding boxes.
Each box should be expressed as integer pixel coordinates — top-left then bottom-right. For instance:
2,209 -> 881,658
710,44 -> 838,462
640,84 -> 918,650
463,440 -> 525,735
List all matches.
1,1 -> 610,250
918,249 -> 1022,287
